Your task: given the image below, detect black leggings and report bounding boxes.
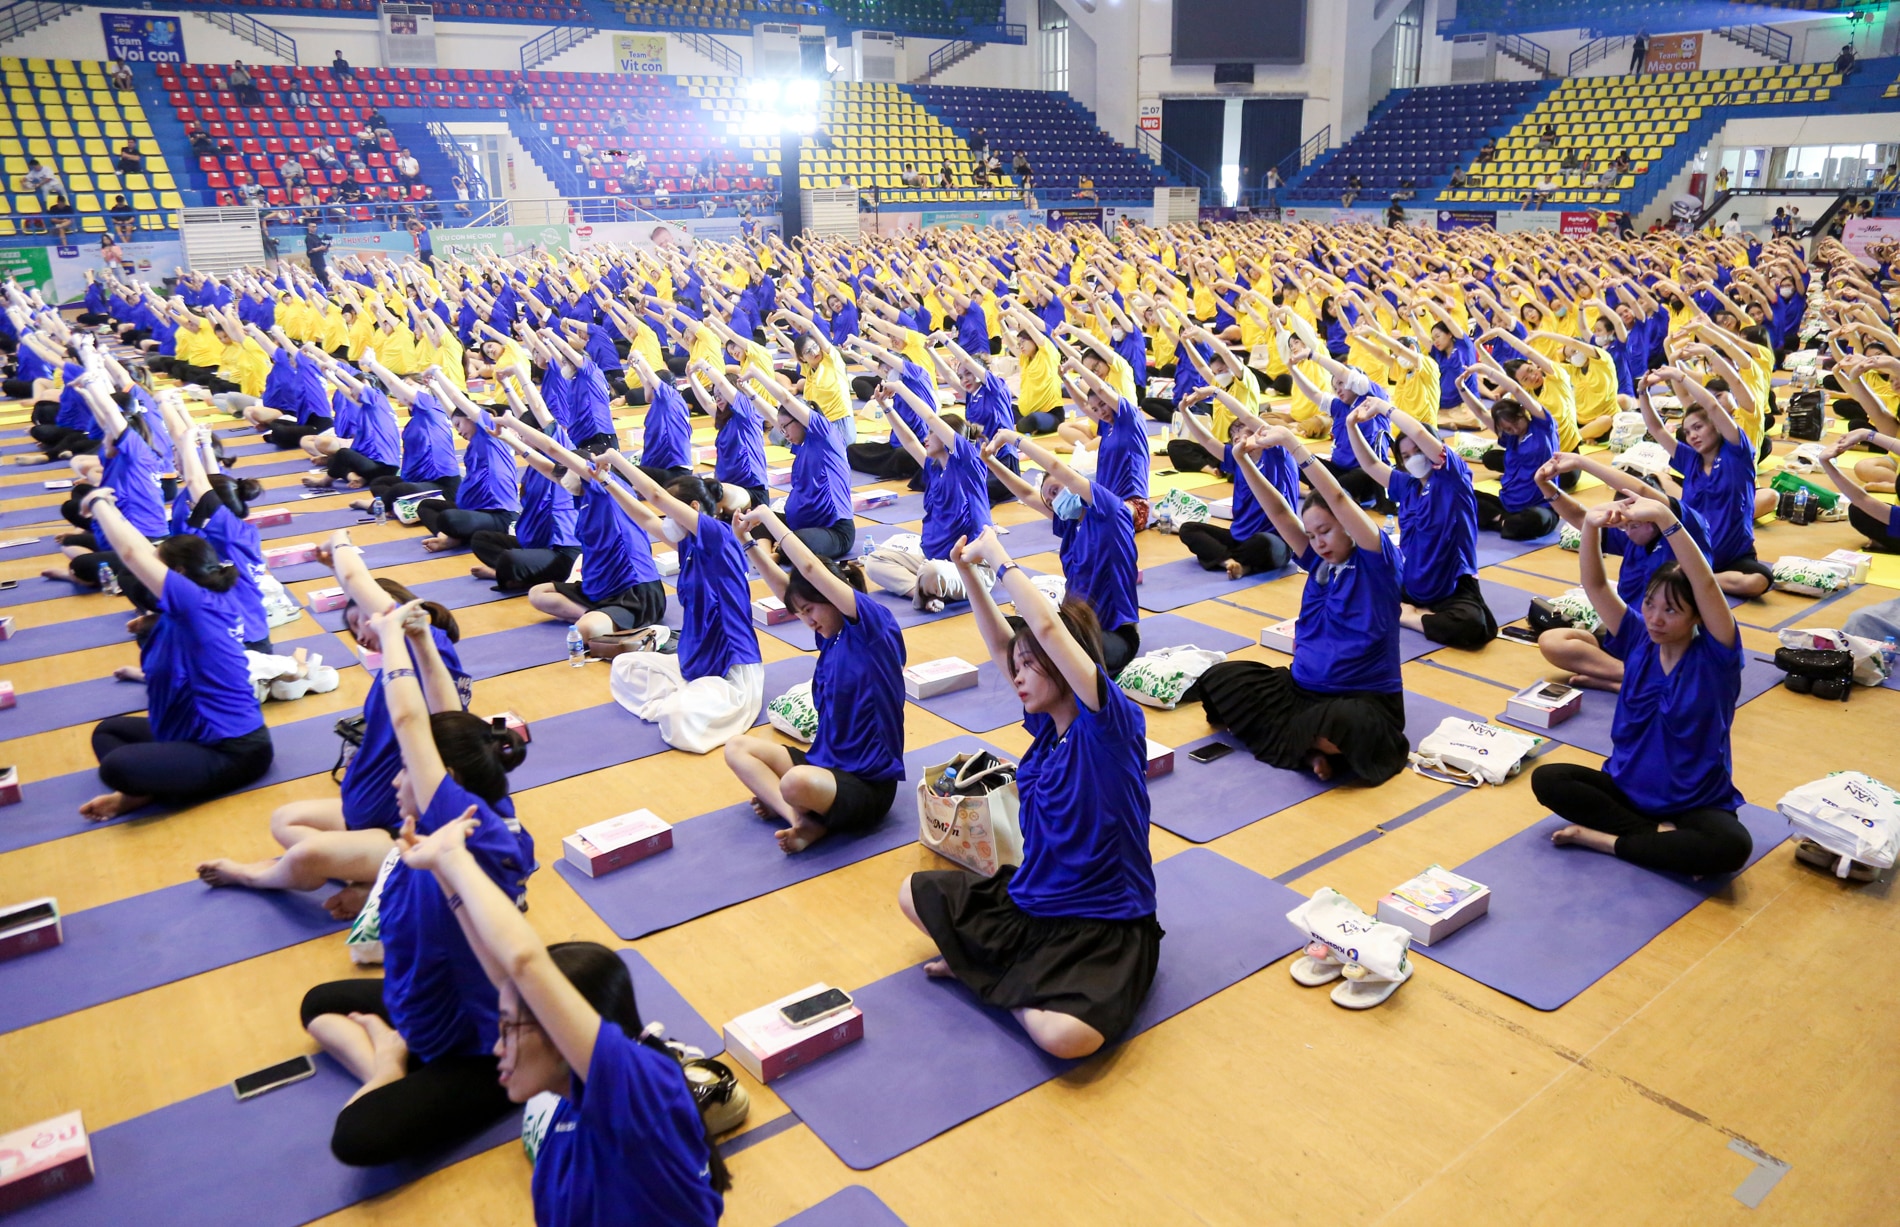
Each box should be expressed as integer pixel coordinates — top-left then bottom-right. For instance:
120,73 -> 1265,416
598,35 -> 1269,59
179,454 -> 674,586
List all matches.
299,979 -> 515,1167
416,500 -> 513,541
1166,438 -> 1222,474
781,516 -> 857,561
470,531 -> 579,589
1314,456 -> 1388,508
1178,521 -> 1289,575
1407,573 -> 1499,650
326,448 -> 400,485
368,474 -> 462,506
1103,622 -> 1140,678
1475,491 -> 1559,540
1015,410 -> 1062,436
846,440 -> 920,480
29,423 -> 96,458
265,414 -> 332,449
92,718 -> 274,804
1849,502 -> 1900,553
1531,762 -> 1752,876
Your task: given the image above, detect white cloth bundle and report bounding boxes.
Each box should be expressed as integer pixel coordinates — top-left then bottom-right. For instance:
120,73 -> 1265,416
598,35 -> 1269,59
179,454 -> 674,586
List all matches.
1117,645 -> 1227,710
1612,439 -> 1673,479
1285,887 -> 1412,982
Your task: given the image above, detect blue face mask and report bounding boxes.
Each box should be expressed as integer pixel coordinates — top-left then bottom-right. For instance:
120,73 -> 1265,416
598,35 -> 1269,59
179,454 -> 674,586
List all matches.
1051,488 -> 1085,520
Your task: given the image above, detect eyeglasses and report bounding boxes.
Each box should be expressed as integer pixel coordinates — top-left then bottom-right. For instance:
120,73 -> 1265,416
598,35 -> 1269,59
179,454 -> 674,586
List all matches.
497,1015 -> 541,1044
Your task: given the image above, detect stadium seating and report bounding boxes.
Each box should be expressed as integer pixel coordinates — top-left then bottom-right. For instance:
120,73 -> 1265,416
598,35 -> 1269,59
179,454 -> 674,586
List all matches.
610,0 -> 816,33
788,81 -> 1014,199
0,56 -> 178,238
160,0 -> 588,23
1439,62 -> 1845,208
908,84 -> 1170,199
1442,0 -> 1858,39
1285,80 -> 1546,203
518,74 -> 770,198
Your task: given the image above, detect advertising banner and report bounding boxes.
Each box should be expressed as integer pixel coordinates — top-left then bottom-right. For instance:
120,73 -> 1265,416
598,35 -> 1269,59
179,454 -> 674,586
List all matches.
1046,207 -> 1104,230
0,246 -> 54,296
1843,218 -> 1900,260
1559,211 -> 1599,236
1643,33 -> 1702,74
428,222 -> 573,260
101,14 -> 186,65
612,34 -> 667,74
1496,209 -> 1560,233
569,214 -> 782,253
1435,208 -> 1497,231
918,209 -> 989,231
45,239 -> 182,301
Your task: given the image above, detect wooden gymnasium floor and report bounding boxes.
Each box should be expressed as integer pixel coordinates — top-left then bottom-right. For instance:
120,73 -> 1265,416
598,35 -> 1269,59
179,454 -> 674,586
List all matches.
2,379 -> 1897,1226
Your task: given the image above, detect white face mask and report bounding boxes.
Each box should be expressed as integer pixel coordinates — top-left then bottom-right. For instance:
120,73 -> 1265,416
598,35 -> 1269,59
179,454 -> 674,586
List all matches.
1570,352 -> 1591,368
657,518 -> 688,544
1404,453 -> 1435,479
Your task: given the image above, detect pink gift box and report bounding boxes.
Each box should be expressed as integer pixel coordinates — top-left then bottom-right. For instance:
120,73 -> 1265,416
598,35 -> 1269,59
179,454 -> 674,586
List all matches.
0,681 -> 14,710
0,895 -> 60,962
263,542 -> 319,569
752,597 -> 794,626
0,1110 -> 93,1215
852,489 -> 898,511
0,766 -> 20,807
246,509 -> 293,528
307,586 -> 349,613
0,616 -> 13,641
561,809 -> 672,878
723,985 -> 864,1084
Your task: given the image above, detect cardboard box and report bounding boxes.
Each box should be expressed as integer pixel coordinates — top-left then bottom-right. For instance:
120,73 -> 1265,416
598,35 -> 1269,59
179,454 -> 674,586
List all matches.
245,509 -> 293,528
1145,738 -> 1175,779
562,808 -> 673,877
1505,681 -> 1582,729
904,657 -> 979,700
0,615 -> 12,641
0,896 -> 62,963
692,444 -> 718,465
752,596 -> 795,626
263,542 -> 319,569
0,680 -> 13,711
360,650 -> 382,673
723,984 -> 864,1083
491,710 -> 530,744
0,766 -> 20,807
653,549 -> 680,578
767,465 -> 793,488
307,586 -> 349,613
1258,618 -> 1298,654
0,1110 -> 93,1215
1207,497 -> 1233,521
1824,549 -> 1873,584
1376,865 -> 1491,946
852,488 -> 899,511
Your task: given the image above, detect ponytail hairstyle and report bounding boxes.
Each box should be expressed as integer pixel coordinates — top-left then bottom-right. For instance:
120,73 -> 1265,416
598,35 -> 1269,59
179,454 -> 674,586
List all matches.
156,533 -> 238,592
375,577 -> 461,640
1490,397 -> 1529,430
783,554 -> 866,613
1004,595 -> 1105,701
545,942 -> 732,1194
429,710 -> 526,804
664,473 -> 724,520
207,472 -> 264,519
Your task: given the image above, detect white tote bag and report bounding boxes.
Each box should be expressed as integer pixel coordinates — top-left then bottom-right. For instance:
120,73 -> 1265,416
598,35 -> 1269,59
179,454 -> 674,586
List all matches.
917,753 -> 1024,877
1410,717 -> 1539,787
344,846 -> 403,966
1777,771 -> 1900,872
1285,887 -> 1412,981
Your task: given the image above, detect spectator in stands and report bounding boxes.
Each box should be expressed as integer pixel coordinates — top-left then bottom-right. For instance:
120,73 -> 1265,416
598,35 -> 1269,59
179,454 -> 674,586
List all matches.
45,193 -> 74,240
698,196 -> 718,218
1836,43 -> 1857,74
1449,167 -> 1469,190
1612,149 -> 1632,175
280,156 -> 307,189
313,141 -> 342,172
1266,165 -> 1283,207
571,137 -> 594,166
396,148 -> 421,183
1013,149 -> 1032,180
1478,138 -> 1498,163
1630,31 -> 1648,74
1021,171 -> 1037,210
902,162 -> 925,187
510,80 -> 531,111
1394,176 -> 1416,201
1560,146 -> 1582,178
939,158 -> 956,189
22,158 -> 65,211
367,108 -> 393,141
627,151 -> 649,189
984,148 -> 1002,179
188,128 -> 218,159
331,50 -> 354,81
234,173 -> 266,207
1076,174 -> 1097,202
969,126 -> 988,156
698,150 -> 716,178
110,61 -> 133,92
286,83 -> 311,109
1341,174 -> 1362,208
116,140 -> 143,177
1539,122 -> 1557,148
109,194 -> 138,242
972,159 -> 991,189
451,174 -> 472,216
607,110 -> 630,139
229,62 -> 263,107
1594,159 -> 1619,189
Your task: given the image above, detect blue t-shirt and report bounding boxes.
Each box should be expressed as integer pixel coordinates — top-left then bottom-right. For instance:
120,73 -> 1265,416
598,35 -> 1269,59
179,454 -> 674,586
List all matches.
577,477 -> 660,602
377,777 -> 534,1063
342,627 -> 470,832
516,436 -> 581,552
1672,437 -> 1756,567
713,391 -> 769,490
566,360 -> 616,443
1053,480 -> 1140,632
1390,451 -> 1479,604
1435,337 -> 1477,409
1007,669 -> 1157,921
1093,401 -> 1150,502
1223,443 -> 1297,542
1498,411 -> 1558,513
641,382 -> 692,471
399,392 -> 460,483
1602,507 -> 1713,606
144,573 -> 264,743
103,425 -> 171,540
676,515 -> 761,681
809,596 -> 907,782
963,373 -> 1017,466
457,412 -> 523,515
1604,618 -> 1744,815
531,1022 -> 723,1227
194,501 -> 271,646
784,408 -> 852,531
1291,534 -> 1404,695
918,434 -> 991,561
1328,391 -> 1391,470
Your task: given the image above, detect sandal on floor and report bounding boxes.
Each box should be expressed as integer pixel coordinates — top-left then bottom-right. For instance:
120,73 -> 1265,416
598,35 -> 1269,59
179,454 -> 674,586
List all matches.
586,625 -> 667,660
682,1057 -> 750,1136
1330,960 -> 1412,1009
1794,838 -> 1880,882
1290,942 -> 1345,987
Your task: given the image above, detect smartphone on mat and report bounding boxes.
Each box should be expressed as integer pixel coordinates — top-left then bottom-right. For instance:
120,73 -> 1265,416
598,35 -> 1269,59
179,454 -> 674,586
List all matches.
1498,625 -> 1538,644
233,1054 -> 317,1101
1189,741 -> 1236,765
0,579 -> 17,591
778,987 -> 854,1029
0,901 -> 56,935
1536,683 -> 1575,701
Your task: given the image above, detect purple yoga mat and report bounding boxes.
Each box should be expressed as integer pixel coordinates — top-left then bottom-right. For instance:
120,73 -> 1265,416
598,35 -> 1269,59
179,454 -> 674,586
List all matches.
228,455 -> 324,480
855,492 -> 926,525
4,950 -> 718,1227
0,573 -> 90,608
1479,577 -> 1539,628
1136,554 -> 1302,614
1474,528 -> 1563,569
760,585 -> 967,652
310,572 -> 522,632
0,608 -> 136,663
1412,805 -> 1790,1010
0,675 -> 146,739
1496,654 -> 1786,756
0,881 -> 347,1034
555,736 -> 1002,939
779,1187 -> 908,1227
272,534 -> 470,583
772,848 -> 1306,1170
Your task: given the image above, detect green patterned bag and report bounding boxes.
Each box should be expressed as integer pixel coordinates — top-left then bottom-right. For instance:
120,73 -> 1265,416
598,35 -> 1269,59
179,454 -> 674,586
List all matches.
1152,487 -> 1211,534
1559,523 -> 1582,552
1446,431 -> 1492,462
1548,587 -> 1602,634
1117,646 -> 1228,710
344,847 -> 402,966
767,681 -> 818,743
1771,556 -> 1854,597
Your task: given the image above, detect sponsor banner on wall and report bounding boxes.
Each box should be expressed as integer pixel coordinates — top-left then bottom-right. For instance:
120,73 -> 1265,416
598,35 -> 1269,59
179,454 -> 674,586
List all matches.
613,34 -> 667,74
1435,208 -> 1497,231
1843,218 -> 1900,259
1046,207 -> 1104,230
45,239 -> 183,301
918,209 -> 989,231
1496,209 -> 1560,232
1102,205 -> 1152,229
1643,32 -> 1701,74
101,14 -> 186,65
1559,211 -> 1600,236
569,214 -> 782,252
428,222 -> 573,260
870,208 -> 1021,236
0,246 -> 54,296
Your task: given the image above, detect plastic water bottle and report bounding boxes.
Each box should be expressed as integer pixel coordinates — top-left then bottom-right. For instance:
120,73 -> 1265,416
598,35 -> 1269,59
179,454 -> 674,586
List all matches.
1793,486 -> 1810,523
1382,513 -> 1400,544
858,534 -> 875,560
99,564 -> 120,595
566,624 -> 585,667
1883,637 -> 1899,679
371,496 -> 386,526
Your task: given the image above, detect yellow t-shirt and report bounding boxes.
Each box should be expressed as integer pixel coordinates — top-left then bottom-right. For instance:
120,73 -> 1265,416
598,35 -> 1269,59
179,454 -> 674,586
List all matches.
1533,363 -> 1581,453
219,338 -> 270,398
176,321 -> 223,368
686,323 -> 723,394
801,348 -> 851,423
1017,336 -> 1061,420
1568,344 -> 1618,425
1389,351 -> 1441,433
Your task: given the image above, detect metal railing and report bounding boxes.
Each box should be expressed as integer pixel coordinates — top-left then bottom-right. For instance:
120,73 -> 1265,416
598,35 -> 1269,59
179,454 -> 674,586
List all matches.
922,38 -> 978,80
1496,32 -> 1553,78
1273,124 -> 1330,186
0,0 -> 78,44
1568,33 -> 1632,76
196,10 -> 299,64
424,120 -> 484,198
1713,24 -> 1794,64
519,24 -> 596,72
1134,130 -> 1211,192
959,21 -> 1027,44
676,30 -> 744,75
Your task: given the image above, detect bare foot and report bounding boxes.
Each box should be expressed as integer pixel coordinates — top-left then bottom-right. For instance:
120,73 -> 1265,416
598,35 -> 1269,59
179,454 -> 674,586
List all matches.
421,534 -> 456,553
113,665 -> 145,682
79,791 -> 149,821
324,884 -> 370,920
775,813 -> 828,854
1307,752 -> 1334,782
125,611 -> 157,637
301,474 -> 333,488
40,566 -> 74,583
1550,824 -> 1587,847
348,497 -> 372,512
749,797 -> 773,820
197,858 -> 270,888
1566,673 -> 1620,693
923,958 -> 953,978
470,564 -> 497,580
1223,559 -> 1247,580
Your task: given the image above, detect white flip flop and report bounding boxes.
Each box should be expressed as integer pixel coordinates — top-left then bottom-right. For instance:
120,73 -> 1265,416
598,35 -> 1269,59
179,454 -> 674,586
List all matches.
1330,960 -> 1412,1009
1290,942 -> 1345,987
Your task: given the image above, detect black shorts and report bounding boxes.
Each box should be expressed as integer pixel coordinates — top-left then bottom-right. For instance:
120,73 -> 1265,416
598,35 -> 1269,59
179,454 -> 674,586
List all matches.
1719,549 -> 1776,581
786,747 -> 899,833
550,578 -> 666,630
